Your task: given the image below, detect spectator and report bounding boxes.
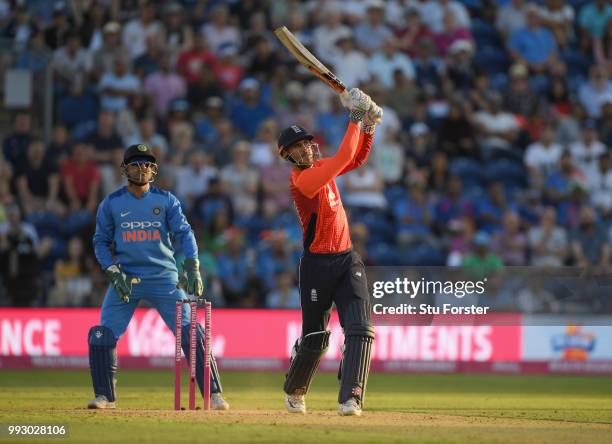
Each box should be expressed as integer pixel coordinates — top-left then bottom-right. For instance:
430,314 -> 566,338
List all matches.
260,142 -> 292,213
51,31 -> 90,87
58,78 -> 98,131
547,76 -> 572,116
206,118 -> 240,167
472,92 -> 520,156
60,142 -> 101,214
496,0 -> 528,41
216,228 -> 260,306
509,6 -> 557,73
0,205 -> 50,306
394,179 -> 433,245
16,139 -> 62,216
85,110 -> 123,164
439,100 -> 476,159
354,0 -> 393,54
48,236 -> 94,306
188,66 -> 224,114
421,0 -> 470,35
588,153 -> 612,219
124,115 -> 169,157
192,179 -> 234,239
4,6 -> 37,49
162,2 -> 193,53
343,165 -> 387,211
476,181 -> 518,233
413,37 -> 444,91
447,216 -> 477,266
201,4 -> 241,56
257,230 -> 300,291
395,9 -> 434,58
579,0 -> 612,40
98,55 -> 141,112
212,43 -> 244,91
445,40 -> 476,92
571,206 -> 610,270
174,150 -> 218,211
525,122 -> 563,189
316,95 -> 350,151
491,211 -> 528,266
569,120 -> 606,178
578,66 -> 612,119
600,100 -> 612,148
277,82 -> 314,132
406,122 -> 434,172
44,8 -> 71,50
248,36 -> 281,82
593,19 -> 612,71
48,125 -> 71,164
251,118 -> 280,169
427,151 -> 450,197
133,35 -> 162,78
545,151 -> 587,225
144,51 -> 186,118
14,30 -> 49,73
78,3 -> 107,53
177,33 -> 218,85
433,10 -> 473,58
537,0 -> 574,48
504,63 -> 540,118
194,96 -> 224,145
372,125 -> 404,185
312,6 -> 351,64
333,31 -> 370,89
369,37 -> 415,88
461,231 -> 504,280
90,21 -> 125,80
267,270 -> 300,309
167,121 -> 196,170
99,148 -> 124,196
229,79 -> 274,139
220,141 -> 259,218
434,175 -> 474,231
3,112 -> 32,168
121,2 -> 163,59
528,206 -> 568,267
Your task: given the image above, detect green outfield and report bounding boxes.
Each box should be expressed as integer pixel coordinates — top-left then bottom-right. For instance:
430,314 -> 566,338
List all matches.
1,370 -> 611,443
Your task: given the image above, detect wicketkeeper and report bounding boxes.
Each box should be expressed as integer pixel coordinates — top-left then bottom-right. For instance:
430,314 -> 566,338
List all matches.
88,143 -> 228,410
278,89 -> 382,416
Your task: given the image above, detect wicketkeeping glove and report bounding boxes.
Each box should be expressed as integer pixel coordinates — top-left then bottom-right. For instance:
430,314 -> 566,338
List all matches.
340,88 -> 372,123
362,103 -> 383,134
105,264 -> 140,303
178,258 -> 204,297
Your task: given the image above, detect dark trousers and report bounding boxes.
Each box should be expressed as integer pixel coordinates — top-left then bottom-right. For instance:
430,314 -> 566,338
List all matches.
298,249 -> 369,335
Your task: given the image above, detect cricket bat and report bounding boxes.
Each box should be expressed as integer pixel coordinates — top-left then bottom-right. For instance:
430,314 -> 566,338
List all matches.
274,26 -> 347,93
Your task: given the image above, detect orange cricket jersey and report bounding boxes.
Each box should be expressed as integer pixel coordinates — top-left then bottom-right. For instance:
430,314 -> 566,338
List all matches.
289,122 -> 374,254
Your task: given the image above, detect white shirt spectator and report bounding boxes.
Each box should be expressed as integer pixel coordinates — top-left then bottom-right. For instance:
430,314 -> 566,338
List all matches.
375,105 -> 401,146
342,166 -> 387,209
174,164 -> 218,205
496,0 -> 528,38
313,23 -> 351,65
98,72 -> 140,112
201,23 -> 240,55
578,79 -> 612,119
570,139 -> 606,178
334,48 -> 370,88
473,111 -> 519,149
524,141 -> 563,176
527,225 -> 567,266
588,165 -> 612,212
369,51 -> 415,88
52,47 -> 91,82
421,0 -> 470,34
122,19 -> 163,59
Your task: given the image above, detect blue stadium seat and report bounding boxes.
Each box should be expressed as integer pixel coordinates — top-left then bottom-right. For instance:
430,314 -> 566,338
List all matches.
449,157 -> 483,190
474,45 -> 510,76
384,185 -> 408,208
398,243 -> 446,267
471,19 -> 502,48
483,159 -> 527,189
368,243 -> 400,266
561,50 -> 592,78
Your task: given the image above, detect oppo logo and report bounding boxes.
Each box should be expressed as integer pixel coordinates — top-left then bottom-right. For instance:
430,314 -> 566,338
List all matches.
121,221 -> 162,230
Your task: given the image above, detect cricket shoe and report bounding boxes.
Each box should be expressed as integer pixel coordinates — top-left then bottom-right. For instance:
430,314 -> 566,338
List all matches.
87,395 -> 116,409
211,393 -> 230,410
285,394 -> 306,414
338,398 -> 362,416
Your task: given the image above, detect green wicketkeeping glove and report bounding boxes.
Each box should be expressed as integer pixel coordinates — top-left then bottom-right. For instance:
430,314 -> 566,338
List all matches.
178,258 -> 204,297
105,264 -> 140,303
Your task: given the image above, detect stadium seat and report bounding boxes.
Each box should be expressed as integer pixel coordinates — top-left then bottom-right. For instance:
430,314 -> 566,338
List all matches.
561,50 -> 592,78
471,19 -> 502,48
483,159 -> 527,189
474,45 -> 511,76
449,157 -> 483,190
398,243 -> 446,267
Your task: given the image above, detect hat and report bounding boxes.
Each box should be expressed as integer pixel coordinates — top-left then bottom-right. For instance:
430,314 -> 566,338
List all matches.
277,125 -> 313,153
206,96 -> 224,108
367,0 -> 385,10
449,39 -> 473,55
335,29 -> 353,45
410,122 -> 429,137
509,63 -> 528,78
123,144 -> 156,165
239,78 -> 260,91
473,231 -> 490,246
103,21 -> 120,34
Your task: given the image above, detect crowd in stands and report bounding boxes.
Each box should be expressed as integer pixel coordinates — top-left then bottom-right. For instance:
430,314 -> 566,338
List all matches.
0,0 -> 611,313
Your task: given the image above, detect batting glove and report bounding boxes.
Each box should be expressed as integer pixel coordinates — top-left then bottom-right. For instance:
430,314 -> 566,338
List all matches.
105,264 -> 140,303
178,258 -> 204,297
362,103 -> 383,134
340,88 -> 372,123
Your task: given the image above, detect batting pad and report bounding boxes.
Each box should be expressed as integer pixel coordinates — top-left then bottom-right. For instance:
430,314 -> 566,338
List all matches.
88,325 -> 117,402
284,330 -> 331,396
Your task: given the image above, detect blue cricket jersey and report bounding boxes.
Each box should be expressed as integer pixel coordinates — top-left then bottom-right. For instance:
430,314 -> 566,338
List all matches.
93,186 -> 198,282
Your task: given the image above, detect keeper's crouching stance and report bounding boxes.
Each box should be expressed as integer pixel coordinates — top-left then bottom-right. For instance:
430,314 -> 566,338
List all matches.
279,89 -> 382,416
88,143 -> 228,410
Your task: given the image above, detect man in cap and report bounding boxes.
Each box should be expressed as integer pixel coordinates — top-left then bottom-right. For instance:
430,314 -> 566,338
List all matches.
88,143 -> 229,410
278,89 -> 382,416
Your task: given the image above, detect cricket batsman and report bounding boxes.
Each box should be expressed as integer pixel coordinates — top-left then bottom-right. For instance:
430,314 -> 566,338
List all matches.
88,143 -> 229,410
278,89 -> 382,416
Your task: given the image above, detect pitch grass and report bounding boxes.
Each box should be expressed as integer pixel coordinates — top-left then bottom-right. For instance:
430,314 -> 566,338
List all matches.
1,371 -> 611,443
